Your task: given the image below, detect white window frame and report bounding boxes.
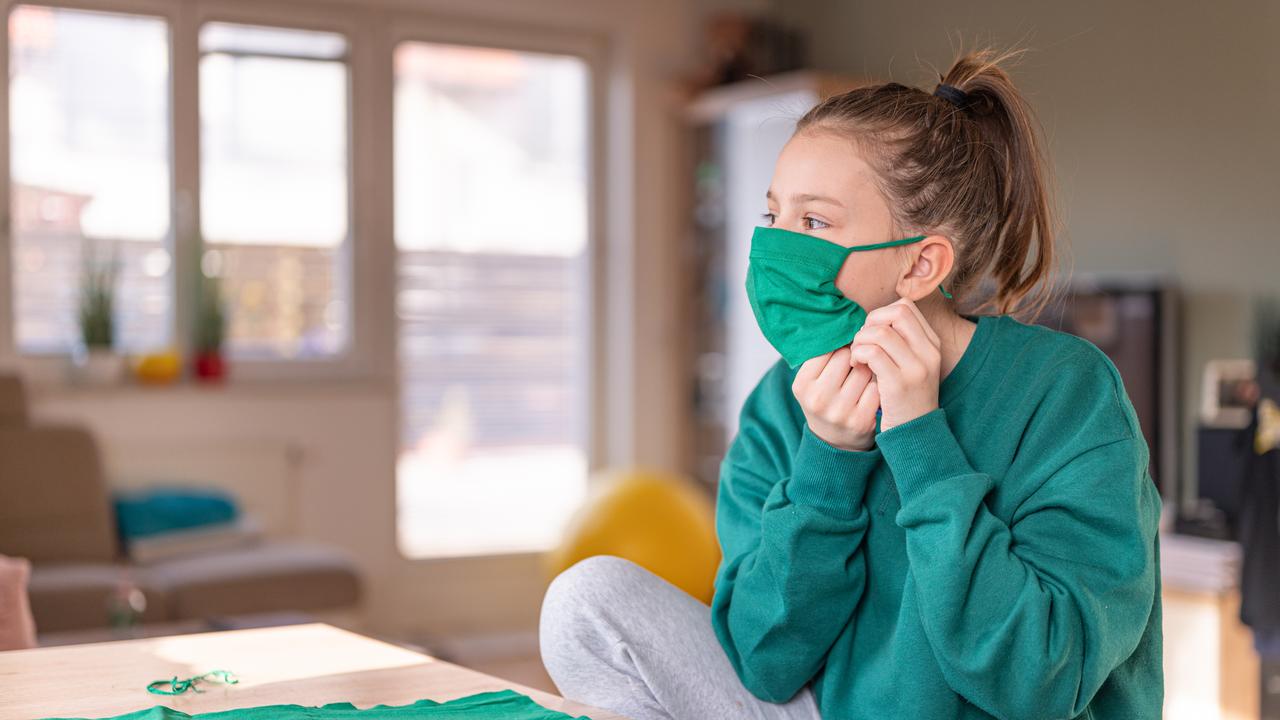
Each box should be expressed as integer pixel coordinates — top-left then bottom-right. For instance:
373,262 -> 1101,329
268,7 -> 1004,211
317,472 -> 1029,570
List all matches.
0,0 -> 617,475
1,0 -> 184,381
0,0 -> 376,382
193,11 -> 360,374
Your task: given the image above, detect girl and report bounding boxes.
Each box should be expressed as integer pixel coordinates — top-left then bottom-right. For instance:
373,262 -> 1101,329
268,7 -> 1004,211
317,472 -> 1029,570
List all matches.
540,46 -> 1163,720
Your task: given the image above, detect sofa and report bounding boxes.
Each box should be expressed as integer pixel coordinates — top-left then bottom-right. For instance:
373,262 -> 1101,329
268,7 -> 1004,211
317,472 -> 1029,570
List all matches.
0,374 -> 362,635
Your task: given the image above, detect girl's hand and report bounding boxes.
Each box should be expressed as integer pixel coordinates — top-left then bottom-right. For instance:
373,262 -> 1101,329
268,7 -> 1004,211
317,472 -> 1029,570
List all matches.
848,298 -> 942,433
792,347 -> 881,452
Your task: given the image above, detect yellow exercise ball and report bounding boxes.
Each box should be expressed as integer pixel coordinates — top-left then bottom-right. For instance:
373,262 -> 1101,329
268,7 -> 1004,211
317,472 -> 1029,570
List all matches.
543,467 -> 721,604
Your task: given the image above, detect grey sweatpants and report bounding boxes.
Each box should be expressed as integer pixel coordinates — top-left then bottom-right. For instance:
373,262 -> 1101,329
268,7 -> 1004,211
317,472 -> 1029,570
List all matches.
538,554 -> 823,720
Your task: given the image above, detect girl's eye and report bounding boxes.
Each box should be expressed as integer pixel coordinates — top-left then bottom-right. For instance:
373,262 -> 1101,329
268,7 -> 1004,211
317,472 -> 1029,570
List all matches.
759,213 -> 828,230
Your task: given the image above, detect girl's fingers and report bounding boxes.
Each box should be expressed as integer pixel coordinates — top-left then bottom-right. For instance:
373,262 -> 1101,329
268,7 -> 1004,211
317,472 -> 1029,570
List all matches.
852,377 -> 880,424
795,351 -> 834,386
866,301 -> 938,363
849,342 -> 899,387
836,361 -> 872,404
895,297 -> 942,347
854,324 -> 916,373
815,347 -> 853,392
889,314 -> 937,362
836,364 -> 874,425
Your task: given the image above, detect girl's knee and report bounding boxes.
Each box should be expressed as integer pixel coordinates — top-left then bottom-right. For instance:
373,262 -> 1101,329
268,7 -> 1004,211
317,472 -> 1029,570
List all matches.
546,555 -> 652,605
539,556 -> 639,675
540,556 -> 657,633
544,556 -> 627,619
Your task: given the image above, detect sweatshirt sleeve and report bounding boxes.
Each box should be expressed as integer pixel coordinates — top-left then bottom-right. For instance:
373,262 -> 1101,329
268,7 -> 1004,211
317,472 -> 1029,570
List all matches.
875,402 -> 1162,720
709,363 -> 882,704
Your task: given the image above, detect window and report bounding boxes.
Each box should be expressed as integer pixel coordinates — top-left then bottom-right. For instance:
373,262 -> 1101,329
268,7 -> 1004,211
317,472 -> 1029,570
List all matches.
394,41 -> 591,557
199,22 -> 350,360
8,5 -> 171,354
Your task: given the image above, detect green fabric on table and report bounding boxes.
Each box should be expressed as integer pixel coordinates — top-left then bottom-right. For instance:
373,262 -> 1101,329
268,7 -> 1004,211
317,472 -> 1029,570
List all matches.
39,689 -> 594,720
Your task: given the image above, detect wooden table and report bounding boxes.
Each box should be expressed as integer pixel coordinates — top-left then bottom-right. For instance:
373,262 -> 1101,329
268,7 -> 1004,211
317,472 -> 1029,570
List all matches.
0,622 -> 630,720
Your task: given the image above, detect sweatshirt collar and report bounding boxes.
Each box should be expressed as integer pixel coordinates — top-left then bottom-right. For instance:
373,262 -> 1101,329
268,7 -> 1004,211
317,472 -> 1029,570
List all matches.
939,313 -> 1000,408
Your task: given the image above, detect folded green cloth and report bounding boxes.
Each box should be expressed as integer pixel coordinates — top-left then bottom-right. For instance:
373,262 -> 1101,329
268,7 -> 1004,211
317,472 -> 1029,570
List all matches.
41,689 -> 595,720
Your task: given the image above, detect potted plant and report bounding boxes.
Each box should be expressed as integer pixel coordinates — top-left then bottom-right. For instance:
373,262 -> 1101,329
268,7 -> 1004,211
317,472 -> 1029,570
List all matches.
194,272 -> 228,382
76,243 -> 124,385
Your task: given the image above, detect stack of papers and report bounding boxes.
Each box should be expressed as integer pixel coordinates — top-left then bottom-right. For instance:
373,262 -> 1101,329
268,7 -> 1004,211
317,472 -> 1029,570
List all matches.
1158,531 -> 1241,593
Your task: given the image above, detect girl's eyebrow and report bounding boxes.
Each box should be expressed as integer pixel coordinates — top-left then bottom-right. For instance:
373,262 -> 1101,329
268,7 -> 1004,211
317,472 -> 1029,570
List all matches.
764,189 -> 846,208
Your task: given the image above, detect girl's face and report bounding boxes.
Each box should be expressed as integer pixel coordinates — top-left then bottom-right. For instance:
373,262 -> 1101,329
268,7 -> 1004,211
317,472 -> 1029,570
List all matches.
763,130 -> 950,310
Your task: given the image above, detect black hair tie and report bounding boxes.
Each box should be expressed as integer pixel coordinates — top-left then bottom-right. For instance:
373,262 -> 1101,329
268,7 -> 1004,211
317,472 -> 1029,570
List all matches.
933,83 -> 971,111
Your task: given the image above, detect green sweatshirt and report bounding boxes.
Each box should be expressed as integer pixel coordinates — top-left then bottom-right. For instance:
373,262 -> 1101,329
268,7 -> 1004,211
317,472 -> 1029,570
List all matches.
710,312 -> 1163,720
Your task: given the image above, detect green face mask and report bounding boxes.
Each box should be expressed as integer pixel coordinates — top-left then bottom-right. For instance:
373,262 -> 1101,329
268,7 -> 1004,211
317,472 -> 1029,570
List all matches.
745,225 -> 953,369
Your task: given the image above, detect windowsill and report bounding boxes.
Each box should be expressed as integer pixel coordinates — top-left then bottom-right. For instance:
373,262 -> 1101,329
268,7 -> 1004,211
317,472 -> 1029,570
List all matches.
26,374 -> 393,403
8,348 -> 388,398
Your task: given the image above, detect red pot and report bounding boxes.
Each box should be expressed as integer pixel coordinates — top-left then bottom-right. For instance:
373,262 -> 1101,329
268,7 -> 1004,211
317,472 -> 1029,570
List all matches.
194,351 -> 226,382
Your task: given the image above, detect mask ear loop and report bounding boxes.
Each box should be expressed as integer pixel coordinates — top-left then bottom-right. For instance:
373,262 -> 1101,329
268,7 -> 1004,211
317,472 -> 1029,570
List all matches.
845,234 -> 955,300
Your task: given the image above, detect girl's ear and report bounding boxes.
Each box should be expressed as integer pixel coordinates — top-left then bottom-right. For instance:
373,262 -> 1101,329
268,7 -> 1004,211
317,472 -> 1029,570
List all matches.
898,235 -> 955,300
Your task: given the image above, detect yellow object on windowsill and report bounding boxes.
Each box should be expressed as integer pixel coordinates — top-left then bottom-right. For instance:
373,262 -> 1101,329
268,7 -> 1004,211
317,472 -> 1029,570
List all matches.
133,350 -> 183,386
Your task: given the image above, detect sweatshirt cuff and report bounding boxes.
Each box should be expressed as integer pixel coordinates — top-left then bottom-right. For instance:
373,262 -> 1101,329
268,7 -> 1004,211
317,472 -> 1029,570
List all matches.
786,422 -> 881,518
875,407 -> 976,503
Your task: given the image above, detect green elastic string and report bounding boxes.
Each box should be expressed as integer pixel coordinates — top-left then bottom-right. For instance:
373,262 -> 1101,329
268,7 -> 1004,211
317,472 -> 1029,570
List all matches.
146,670 -> 239,696
848,234 -> 929,251
848,234 -> 955,300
